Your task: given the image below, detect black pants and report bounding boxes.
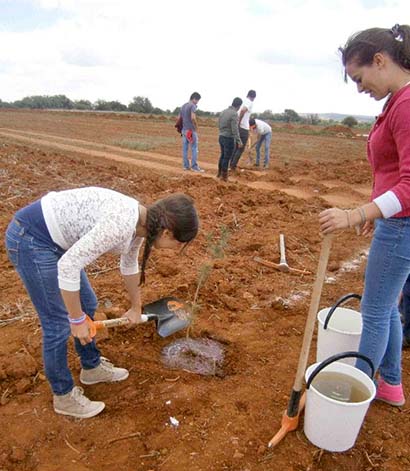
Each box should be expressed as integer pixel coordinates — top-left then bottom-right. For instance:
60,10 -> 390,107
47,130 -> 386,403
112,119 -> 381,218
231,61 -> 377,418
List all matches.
218,135 -> 235,174
230,128 -> 249,169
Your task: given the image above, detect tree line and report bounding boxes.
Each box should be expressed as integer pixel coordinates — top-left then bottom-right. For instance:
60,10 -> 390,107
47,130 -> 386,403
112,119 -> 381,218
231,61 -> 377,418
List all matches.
0,94 -> 360,127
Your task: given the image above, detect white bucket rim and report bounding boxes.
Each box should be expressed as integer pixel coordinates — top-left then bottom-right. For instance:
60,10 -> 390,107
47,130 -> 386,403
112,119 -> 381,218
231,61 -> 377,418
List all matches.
317,307 -> 362,336
306,361 -> 376,407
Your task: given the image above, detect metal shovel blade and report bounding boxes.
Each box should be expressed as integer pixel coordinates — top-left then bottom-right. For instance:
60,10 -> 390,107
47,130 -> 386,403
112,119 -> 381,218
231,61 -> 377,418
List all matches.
143,297 -> 192,337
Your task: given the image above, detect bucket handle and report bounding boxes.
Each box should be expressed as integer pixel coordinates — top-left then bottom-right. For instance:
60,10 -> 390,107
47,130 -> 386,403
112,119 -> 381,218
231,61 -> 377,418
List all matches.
323,293 -> 362,330
306,351 -> 375,389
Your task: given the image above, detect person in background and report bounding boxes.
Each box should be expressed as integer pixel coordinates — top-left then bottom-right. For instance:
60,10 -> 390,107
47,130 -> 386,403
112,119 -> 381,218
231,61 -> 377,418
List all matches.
249,118 -> 272,169
179,92 -> 204,172
230,89 -> 256,171
5,187 -> 199,418
217,97 -> 243,182
399,274 -> 410,348
319,24 -> 410,407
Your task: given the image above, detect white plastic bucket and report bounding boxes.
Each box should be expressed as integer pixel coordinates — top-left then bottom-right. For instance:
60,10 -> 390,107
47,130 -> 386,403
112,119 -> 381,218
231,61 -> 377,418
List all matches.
317,293 -> 362,365
304,353 -> 375,452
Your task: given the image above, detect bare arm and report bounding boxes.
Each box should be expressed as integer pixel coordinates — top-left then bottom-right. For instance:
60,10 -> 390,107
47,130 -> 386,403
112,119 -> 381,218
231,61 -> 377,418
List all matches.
122,273 -> 142,323
250,133 -> 262,148
319,202 -> 383,234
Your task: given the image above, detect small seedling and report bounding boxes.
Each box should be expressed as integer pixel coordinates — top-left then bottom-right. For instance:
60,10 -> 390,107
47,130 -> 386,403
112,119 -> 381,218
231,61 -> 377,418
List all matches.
186,225 -> 230,337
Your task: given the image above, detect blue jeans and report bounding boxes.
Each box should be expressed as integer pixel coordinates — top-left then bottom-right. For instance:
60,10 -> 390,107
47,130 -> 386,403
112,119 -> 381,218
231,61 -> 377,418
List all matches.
356,217 -> 410,384
255,132 -> 272,167
182,130 -> 199,170
5,219 -> 101,395
218,135 -> 235,174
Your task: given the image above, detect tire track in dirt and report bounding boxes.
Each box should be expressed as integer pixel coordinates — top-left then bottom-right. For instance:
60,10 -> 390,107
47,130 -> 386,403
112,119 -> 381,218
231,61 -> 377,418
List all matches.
0,128 -> 219,172
0,128 -> 218,176
0,128 -> 370,206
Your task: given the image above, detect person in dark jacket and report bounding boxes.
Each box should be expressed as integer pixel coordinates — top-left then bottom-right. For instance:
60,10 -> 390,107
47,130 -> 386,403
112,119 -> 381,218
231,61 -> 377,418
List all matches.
217,98 -> 243,181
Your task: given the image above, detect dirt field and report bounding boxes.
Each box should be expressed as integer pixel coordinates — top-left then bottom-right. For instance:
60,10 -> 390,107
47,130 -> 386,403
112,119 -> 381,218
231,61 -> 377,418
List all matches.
0,109 -> 409,471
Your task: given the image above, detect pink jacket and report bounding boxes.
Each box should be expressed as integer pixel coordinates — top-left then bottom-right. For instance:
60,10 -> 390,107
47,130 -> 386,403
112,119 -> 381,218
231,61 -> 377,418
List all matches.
367,84 -> 410,218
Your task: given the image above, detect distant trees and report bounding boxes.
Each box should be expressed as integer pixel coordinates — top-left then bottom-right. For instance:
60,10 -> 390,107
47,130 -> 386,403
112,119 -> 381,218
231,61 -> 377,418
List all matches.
0,99 -> 11,108
0,95 -> 367,127
95,100 -> 127,112
13,94 -> 74,109
255,109 -> 305,123
128,96 -> 154,113
342,116 -> 358,128
73,99 -> 93,110
283,109 -> 301,123
305,113 -> 320,125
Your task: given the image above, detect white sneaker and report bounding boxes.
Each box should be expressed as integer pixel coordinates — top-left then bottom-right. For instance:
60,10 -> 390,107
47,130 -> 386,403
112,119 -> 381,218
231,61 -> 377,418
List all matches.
53,386 -> 105,418
80,357 -> 129,385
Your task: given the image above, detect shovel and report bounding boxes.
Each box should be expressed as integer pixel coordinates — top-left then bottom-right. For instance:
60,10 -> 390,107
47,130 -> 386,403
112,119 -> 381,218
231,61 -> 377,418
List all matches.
87,297 -> 192,338
268,234 -> 333,448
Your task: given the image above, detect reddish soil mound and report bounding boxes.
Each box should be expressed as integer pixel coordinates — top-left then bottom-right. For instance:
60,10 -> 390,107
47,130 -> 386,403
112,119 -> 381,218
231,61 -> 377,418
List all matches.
323,124 -> 355,136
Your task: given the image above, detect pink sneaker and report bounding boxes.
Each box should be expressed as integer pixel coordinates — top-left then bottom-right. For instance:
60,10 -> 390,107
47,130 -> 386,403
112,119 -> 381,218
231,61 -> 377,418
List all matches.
376,378 -> 405,407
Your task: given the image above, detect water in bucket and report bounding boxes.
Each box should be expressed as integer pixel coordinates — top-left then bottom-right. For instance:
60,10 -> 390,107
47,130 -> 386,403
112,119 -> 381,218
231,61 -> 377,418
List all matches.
304,353 -> 375,452
311,371 -> 371,403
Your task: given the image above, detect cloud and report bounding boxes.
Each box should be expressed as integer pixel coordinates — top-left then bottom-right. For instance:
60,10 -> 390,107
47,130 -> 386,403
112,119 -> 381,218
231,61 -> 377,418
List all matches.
62,49 -> 109,67
0,0 -> 409,115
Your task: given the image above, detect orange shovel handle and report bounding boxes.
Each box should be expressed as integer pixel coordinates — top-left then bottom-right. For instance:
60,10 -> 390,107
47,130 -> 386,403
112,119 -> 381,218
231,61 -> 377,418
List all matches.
86,316 -> 130,338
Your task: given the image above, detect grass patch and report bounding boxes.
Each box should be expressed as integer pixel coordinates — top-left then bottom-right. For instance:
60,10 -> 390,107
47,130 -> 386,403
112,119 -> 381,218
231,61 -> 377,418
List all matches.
112,135 -> 177,151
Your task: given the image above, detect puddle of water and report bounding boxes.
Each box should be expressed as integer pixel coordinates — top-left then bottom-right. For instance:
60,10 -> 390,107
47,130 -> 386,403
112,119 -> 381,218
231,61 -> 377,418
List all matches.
162,338 -> 225,376
326,249 -> 369,284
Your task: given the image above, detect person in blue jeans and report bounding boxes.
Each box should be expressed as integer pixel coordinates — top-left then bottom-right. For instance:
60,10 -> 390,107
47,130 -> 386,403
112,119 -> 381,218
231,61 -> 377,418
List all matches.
5,188 -> 199,418
179,92 -> 204,172
319,24 -> 410,407
399,274 -> 410,348
249,118 -> 272,169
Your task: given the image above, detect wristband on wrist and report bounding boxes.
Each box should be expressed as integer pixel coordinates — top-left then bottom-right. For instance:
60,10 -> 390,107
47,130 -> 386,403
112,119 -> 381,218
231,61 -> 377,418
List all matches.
358,207 -> 366,225
68,313 -> 87,325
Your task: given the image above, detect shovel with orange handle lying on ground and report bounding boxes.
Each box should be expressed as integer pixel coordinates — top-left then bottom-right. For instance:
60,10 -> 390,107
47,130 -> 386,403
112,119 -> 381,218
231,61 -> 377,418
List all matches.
86,297 -> 192,338
268,234 -> 333,448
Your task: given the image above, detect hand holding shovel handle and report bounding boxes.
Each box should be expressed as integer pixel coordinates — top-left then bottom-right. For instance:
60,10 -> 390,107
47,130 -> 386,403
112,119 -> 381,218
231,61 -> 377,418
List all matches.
86,314 -> 166,338
85,297 -> 192,339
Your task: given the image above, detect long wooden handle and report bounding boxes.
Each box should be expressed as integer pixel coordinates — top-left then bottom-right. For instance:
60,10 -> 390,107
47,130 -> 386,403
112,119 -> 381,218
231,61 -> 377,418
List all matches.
292,234 -> 333,392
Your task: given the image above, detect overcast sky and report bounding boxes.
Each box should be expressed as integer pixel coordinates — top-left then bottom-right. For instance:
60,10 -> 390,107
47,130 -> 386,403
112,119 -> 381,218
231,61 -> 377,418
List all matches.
0,0 -> 408,116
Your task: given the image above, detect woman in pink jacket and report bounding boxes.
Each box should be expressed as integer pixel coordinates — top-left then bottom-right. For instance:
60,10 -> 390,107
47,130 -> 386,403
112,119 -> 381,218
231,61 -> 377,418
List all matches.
320,24 -> 410,407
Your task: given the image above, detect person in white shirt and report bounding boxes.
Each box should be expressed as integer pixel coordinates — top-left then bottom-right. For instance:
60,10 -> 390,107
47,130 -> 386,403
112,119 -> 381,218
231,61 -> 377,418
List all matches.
249,118 -> 272,169
230,90 -> 256,171
5,187 -> 199,418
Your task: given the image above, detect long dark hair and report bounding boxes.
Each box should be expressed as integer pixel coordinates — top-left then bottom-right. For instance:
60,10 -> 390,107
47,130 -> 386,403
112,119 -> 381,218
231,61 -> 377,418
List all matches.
340,24 -> 410,79
139,193 -> 199,285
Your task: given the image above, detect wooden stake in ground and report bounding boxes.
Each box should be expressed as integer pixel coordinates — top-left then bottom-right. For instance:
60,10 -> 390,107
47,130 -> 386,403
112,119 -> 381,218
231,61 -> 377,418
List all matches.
268,234 -> 333,448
